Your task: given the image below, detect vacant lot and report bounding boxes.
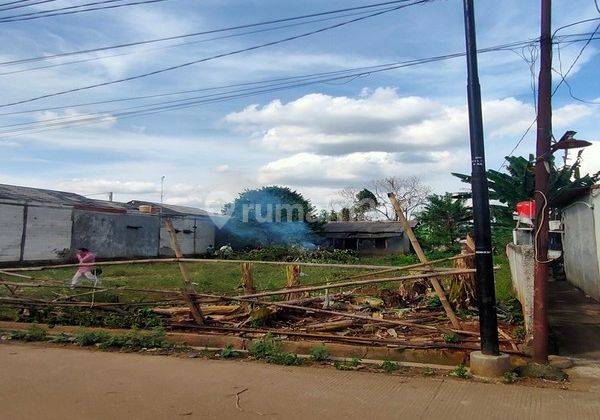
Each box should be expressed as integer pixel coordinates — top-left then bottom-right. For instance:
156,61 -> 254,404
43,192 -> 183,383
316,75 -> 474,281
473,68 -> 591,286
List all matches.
1,252 -> 514,305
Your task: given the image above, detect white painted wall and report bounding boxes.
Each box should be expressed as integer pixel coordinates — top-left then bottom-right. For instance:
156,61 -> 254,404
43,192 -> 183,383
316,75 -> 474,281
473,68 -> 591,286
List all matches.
0,203 -> 24,262
22,206 -> 72,261
562,190 -> 600,301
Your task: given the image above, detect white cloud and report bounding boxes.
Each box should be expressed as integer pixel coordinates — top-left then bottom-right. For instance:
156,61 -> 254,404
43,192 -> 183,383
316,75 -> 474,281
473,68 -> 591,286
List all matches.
224,89 -> 547,156
258,150 -> 458,187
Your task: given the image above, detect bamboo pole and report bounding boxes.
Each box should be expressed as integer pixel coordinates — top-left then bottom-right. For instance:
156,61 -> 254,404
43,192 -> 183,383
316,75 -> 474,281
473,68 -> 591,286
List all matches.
232,269 -> 473,299
0,270 -> 32,279
1,253 -> 472,273
1,258 -> 179,272
388,193 -> 461,329
164,219 -> 205,325
192,291 -> 477,335
240,262 -> 255,294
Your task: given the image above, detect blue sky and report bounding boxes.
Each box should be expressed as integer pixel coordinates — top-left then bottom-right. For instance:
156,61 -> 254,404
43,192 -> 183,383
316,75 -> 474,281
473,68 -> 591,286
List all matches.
0,0 -> 598,211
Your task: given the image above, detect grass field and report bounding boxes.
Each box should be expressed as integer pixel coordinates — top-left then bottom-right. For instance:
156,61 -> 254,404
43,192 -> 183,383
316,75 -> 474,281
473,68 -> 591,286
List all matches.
1,252 -> 515,303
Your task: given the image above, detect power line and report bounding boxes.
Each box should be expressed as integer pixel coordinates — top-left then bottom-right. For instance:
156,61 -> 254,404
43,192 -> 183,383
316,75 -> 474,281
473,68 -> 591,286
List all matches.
0,0 -> 172,22
0,5 -> 402,75
0,0 -> 434,108
0,0 -> 53,7
3,33 -> 590,118
0,0 -> 426,67
2,35 -> 595,137
499,13 -> 600,169
0,0 -> 59,12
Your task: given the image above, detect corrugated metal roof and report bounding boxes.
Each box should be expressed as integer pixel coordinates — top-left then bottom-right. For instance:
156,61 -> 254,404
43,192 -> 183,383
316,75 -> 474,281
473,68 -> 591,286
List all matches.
324,220 -> 415,233
0,183 -> 91,206
323,220 -> 416,238
127,200 -> 216,218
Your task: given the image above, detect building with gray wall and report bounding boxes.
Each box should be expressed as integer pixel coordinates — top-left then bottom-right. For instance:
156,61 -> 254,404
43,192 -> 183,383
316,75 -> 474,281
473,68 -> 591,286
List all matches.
561,185 -> 600,301
0,184 -> 216,264
323,221 -> 413,256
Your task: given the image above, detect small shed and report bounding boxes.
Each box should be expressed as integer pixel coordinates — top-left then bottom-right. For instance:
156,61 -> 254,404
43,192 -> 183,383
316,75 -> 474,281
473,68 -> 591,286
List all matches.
323,220 -> 414,255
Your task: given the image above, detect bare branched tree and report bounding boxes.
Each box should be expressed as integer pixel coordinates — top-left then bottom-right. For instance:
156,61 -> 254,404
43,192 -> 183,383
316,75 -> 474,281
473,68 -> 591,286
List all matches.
331,177 -> 430,221
370,176 -> 431,220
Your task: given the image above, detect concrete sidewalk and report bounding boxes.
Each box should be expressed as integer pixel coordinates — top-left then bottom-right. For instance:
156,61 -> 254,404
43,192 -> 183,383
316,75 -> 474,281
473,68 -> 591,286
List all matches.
1,343 -> 600,420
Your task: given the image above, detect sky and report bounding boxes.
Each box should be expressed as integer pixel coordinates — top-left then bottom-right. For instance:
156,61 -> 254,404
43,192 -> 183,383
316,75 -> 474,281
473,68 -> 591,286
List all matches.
0,0 -> 598,212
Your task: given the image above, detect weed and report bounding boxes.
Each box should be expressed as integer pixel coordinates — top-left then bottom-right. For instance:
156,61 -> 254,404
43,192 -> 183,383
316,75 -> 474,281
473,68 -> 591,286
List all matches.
74,330 -> 110,346
334,358 -> 361,371
449,364 -> 470,379
513,326 -> 526,341
49,332 -> 72,344
99,328 -> 175,352
442,332 -> 461,343
426,295 -> 441,309
219,344 -> 237,358
9,324 -> 47,342
248,334 -> 302,366
309,345 -> 330,362
381,359 -> 399,373
421,367 -> 436,377
503,371 -> 518,384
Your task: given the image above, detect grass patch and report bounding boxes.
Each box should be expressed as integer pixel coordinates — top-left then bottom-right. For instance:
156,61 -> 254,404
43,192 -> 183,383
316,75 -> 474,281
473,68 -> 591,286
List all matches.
74,328 -> 176,352
9,324 -> 47,342
334,357 -> 361,371
449,364 -> 470,379
248,334 -> 302,366
309,345 -> 330,362
442,332 -> 461,343
381,359 -> 400,373
219,344 -> 238,358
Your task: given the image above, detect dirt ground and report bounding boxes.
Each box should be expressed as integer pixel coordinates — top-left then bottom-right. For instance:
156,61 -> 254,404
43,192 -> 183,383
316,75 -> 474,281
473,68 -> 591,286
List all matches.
2,343 -> 600,419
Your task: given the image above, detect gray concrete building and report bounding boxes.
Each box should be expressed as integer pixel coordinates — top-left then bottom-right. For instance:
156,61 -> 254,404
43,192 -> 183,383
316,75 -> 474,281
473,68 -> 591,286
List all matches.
0,184 -> 216,264
323,221 -> 413,255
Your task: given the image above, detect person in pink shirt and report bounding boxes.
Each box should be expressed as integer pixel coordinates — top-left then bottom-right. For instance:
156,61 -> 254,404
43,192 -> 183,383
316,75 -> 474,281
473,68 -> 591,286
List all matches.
70,248 -> 99,288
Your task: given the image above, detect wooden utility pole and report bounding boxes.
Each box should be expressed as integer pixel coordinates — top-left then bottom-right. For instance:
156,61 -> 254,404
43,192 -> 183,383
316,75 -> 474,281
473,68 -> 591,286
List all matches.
533,0 -> 552,364
164,218 -> 205,325
388,193 -> 461,329
462,0 -> 500,355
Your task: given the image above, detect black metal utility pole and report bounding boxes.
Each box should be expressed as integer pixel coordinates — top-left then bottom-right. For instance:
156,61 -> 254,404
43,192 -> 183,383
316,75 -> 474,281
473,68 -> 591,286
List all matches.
533,0 -> 552,364
462,0 -> 500,355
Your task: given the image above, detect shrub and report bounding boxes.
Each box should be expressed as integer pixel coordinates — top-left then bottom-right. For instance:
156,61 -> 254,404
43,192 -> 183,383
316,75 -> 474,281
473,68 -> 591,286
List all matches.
449,364 -> 469,379
219,345 -> 238,358
442,333 -> 460,343
248,334 -> 302,366
74,330 -> 110,346
334,358 -> 361,371
309,345 -> 330,362
381,359 -> 399,373
10,324 -> 47,342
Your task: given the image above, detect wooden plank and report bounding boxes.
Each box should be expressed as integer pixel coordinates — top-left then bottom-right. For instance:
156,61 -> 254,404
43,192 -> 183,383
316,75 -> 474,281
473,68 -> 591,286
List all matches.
164,218 -> 205,325
388,193 -> 461,329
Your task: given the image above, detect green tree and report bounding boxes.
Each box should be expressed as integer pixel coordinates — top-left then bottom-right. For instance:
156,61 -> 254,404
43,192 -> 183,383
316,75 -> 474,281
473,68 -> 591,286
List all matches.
222,186 -> 322,247
415,194 -> 471,251
353,188 -> 378,220
340,207 -> 351,221
452,152 -> 599,248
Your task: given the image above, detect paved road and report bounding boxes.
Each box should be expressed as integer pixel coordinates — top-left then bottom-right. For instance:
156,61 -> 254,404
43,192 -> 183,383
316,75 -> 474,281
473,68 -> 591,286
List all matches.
2,343 -> 600,420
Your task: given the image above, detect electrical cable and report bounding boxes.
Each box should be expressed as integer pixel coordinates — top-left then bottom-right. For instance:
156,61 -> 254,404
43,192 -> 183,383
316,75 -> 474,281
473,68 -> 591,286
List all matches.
0,0 -> 59,12
0,33 -> 596,134
0,0 -> 433,109
0,0 -> 172,22
0,0 -> 427,67
0,4 -> 402,75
